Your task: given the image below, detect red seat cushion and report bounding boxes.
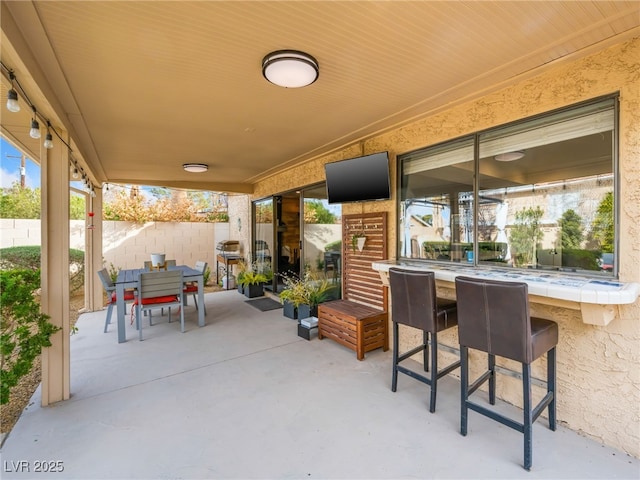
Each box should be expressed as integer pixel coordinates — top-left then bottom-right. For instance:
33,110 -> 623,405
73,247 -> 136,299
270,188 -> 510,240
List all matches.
110,290 -> 135,303
134,295 -> 179,306
183,285 -> 198,293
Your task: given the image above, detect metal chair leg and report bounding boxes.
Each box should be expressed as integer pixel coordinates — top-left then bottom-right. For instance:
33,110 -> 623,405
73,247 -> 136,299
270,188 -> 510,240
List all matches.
488,353 -> 496,405
391,322 -> 399,392
424,330 -> 430,372
429,332 -> 438,413
523,363 -> 533,471
460,346 -> 469,436
548,347 -> 557,430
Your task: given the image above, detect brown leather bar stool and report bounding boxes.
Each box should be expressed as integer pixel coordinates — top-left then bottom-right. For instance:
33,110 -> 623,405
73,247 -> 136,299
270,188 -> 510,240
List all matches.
389,268 -> 460,413
454,276 -> 558,471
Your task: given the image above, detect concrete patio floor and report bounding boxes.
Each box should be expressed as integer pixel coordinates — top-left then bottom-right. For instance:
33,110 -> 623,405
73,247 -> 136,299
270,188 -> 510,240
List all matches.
1,289 -> 638,479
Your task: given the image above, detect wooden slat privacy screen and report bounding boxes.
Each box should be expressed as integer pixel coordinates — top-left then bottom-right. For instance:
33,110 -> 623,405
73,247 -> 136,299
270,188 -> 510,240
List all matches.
342,212 -> 388,311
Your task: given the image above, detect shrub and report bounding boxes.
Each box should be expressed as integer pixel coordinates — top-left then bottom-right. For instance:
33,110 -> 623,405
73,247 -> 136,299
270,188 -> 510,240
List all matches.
0,246 -> 85,293
561,249 -> 600,271
0,269 -> 61,405
324,240 -> 342,252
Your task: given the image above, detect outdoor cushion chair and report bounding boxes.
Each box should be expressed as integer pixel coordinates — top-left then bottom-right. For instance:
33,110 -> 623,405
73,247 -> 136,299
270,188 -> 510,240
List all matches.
97,268 -> 135,333
133,270 -> 185,341
183,260 -> 208,314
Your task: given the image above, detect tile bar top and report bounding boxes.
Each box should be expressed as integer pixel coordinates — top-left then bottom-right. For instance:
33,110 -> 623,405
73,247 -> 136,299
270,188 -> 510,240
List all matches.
372,260 -> 639,306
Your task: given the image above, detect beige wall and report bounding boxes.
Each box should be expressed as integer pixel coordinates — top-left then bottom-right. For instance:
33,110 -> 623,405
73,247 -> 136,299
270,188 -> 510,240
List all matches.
252,38 -> 640,457
1,219 -> 231,278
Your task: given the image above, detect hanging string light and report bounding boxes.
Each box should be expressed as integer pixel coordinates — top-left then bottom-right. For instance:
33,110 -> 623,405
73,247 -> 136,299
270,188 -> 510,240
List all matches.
2,62 -> 70,153
43,121 -> 54,149
2,62 -> 103,196
29,106 -> 41,139
6,71 -> 20,112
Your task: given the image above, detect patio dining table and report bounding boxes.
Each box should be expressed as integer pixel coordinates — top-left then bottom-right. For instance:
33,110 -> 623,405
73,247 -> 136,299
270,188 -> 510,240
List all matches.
114,265 -> 206,343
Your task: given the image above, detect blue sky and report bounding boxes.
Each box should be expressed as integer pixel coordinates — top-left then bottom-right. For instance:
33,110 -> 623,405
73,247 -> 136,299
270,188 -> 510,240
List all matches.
1,137 -> 41,189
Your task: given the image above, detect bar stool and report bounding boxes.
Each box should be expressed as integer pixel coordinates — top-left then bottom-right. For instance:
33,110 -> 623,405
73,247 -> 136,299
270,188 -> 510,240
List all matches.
389,268 -> 460,413
454,276 -> 558,471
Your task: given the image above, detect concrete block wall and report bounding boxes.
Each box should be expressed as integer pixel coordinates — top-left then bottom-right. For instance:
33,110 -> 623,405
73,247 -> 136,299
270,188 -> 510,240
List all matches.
2,219 -> 230,280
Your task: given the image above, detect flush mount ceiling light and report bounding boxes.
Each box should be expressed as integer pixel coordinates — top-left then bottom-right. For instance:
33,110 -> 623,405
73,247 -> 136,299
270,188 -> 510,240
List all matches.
495,150 -> 525,162
262,50 -> 319,88
183,163 -> 208,173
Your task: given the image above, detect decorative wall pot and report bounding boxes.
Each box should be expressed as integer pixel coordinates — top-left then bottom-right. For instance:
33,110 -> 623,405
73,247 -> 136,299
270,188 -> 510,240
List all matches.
356,236 -> 366,252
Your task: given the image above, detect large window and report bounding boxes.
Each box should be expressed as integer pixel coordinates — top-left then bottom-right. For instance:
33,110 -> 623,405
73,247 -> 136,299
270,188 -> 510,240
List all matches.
399,97 -> 617,276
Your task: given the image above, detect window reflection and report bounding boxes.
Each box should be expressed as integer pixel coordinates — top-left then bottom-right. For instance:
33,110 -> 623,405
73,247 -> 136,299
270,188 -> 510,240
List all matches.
399,97 -> 616,276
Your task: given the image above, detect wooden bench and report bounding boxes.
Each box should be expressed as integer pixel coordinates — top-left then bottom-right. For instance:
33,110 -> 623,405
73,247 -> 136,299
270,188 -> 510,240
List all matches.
318,211 -> 389,360
318,299 -> 388,360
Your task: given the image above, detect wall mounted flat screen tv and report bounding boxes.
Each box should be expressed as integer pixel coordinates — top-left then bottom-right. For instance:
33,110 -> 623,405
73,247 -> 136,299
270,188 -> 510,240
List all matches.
325,152 -> 391,204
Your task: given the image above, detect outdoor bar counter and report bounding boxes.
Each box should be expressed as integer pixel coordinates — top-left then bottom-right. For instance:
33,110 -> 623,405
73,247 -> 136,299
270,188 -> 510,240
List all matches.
372,260 -> 640,326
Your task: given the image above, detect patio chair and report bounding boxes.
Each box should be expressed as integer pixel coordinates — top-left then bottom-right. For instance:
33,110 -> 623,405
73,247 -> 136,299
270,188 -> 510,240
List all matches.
454,276 -> 558,471
183,260 -> 208,314
97,268 -> 135,333
388,268 -> 460,413
133,270 -> 185,340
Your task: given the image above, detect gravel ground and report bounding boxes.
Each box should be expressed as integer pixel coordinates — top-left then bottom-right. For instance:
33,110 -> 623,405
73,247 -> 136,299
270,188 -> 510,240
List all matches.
1,284 -> 222,441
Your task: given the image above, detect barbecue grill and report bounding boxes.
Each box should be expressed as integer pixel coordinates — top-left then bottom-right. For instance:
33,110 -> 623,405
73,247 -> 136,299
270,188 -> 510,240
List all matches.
216,240 -> 241,289
216,240 -> 240,256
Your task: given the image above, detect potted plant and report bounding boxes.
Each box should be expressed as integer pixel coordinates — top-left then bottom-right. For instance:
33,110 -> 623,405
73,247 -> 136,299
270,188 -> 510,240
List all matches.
239,271 -> 267,298
351,232 -> 366,253
278,272 -> 308,319
278,271 -> 337,320
235,259 -> 248,294
298,274 -> 336,319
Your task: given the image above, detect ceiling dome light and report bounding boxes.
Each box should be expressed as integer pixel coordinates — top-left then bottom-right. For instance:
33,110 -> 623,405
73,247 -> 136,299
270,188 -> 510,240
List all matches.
262,50 -> 319,88
183,163 -> 208,173
495,150 -> 525,162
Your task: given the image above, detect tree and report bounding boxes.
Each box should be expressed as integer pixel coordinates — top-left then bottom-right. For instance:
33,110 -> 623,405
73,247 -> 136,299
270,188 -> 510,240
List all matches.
0,183 -> 85,220
0,183 -> 40,218
591,192 -> 614,252
103,188 -> 151,221
304,200 -> 337,224
509,206 -> 544,266
70,193 -> 85,220
102,186 -> 228,222
558,209 -> 583,249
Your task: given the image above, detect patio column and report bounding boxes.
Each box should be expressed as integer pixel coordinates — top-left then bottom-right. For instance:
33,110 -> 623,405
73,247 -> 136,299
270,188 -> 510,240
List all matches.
85,187 -> 104,312
40,133 -> 71,405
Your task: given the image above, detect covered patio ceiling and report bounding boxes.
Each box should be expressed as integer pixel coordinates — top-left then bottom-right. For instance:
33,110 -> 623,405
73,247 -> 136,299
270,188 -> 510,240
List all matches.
1,1 -> 639,194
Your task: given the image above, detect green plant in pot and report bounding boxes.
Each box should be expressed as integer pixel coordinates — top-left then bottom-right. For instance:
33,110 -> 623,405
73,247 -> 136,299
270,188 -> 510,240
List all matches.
239,271 -> 267,298
300,274 -> 336,319
235,259 -> 248,294
278,272 -> 308,319
351,232 -> 366,253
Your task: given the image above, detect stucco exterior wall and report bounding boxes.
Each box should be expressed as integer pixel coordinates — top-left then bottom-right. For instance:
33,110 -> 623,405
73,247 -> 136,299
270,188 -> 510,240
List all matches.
252,38 -> 640,456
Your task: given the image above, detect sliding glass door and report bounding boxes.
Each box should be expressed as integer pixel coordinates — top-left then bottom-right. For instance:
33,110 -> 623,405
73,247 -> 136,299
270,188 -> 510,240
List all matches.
302,184 -> 342,300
